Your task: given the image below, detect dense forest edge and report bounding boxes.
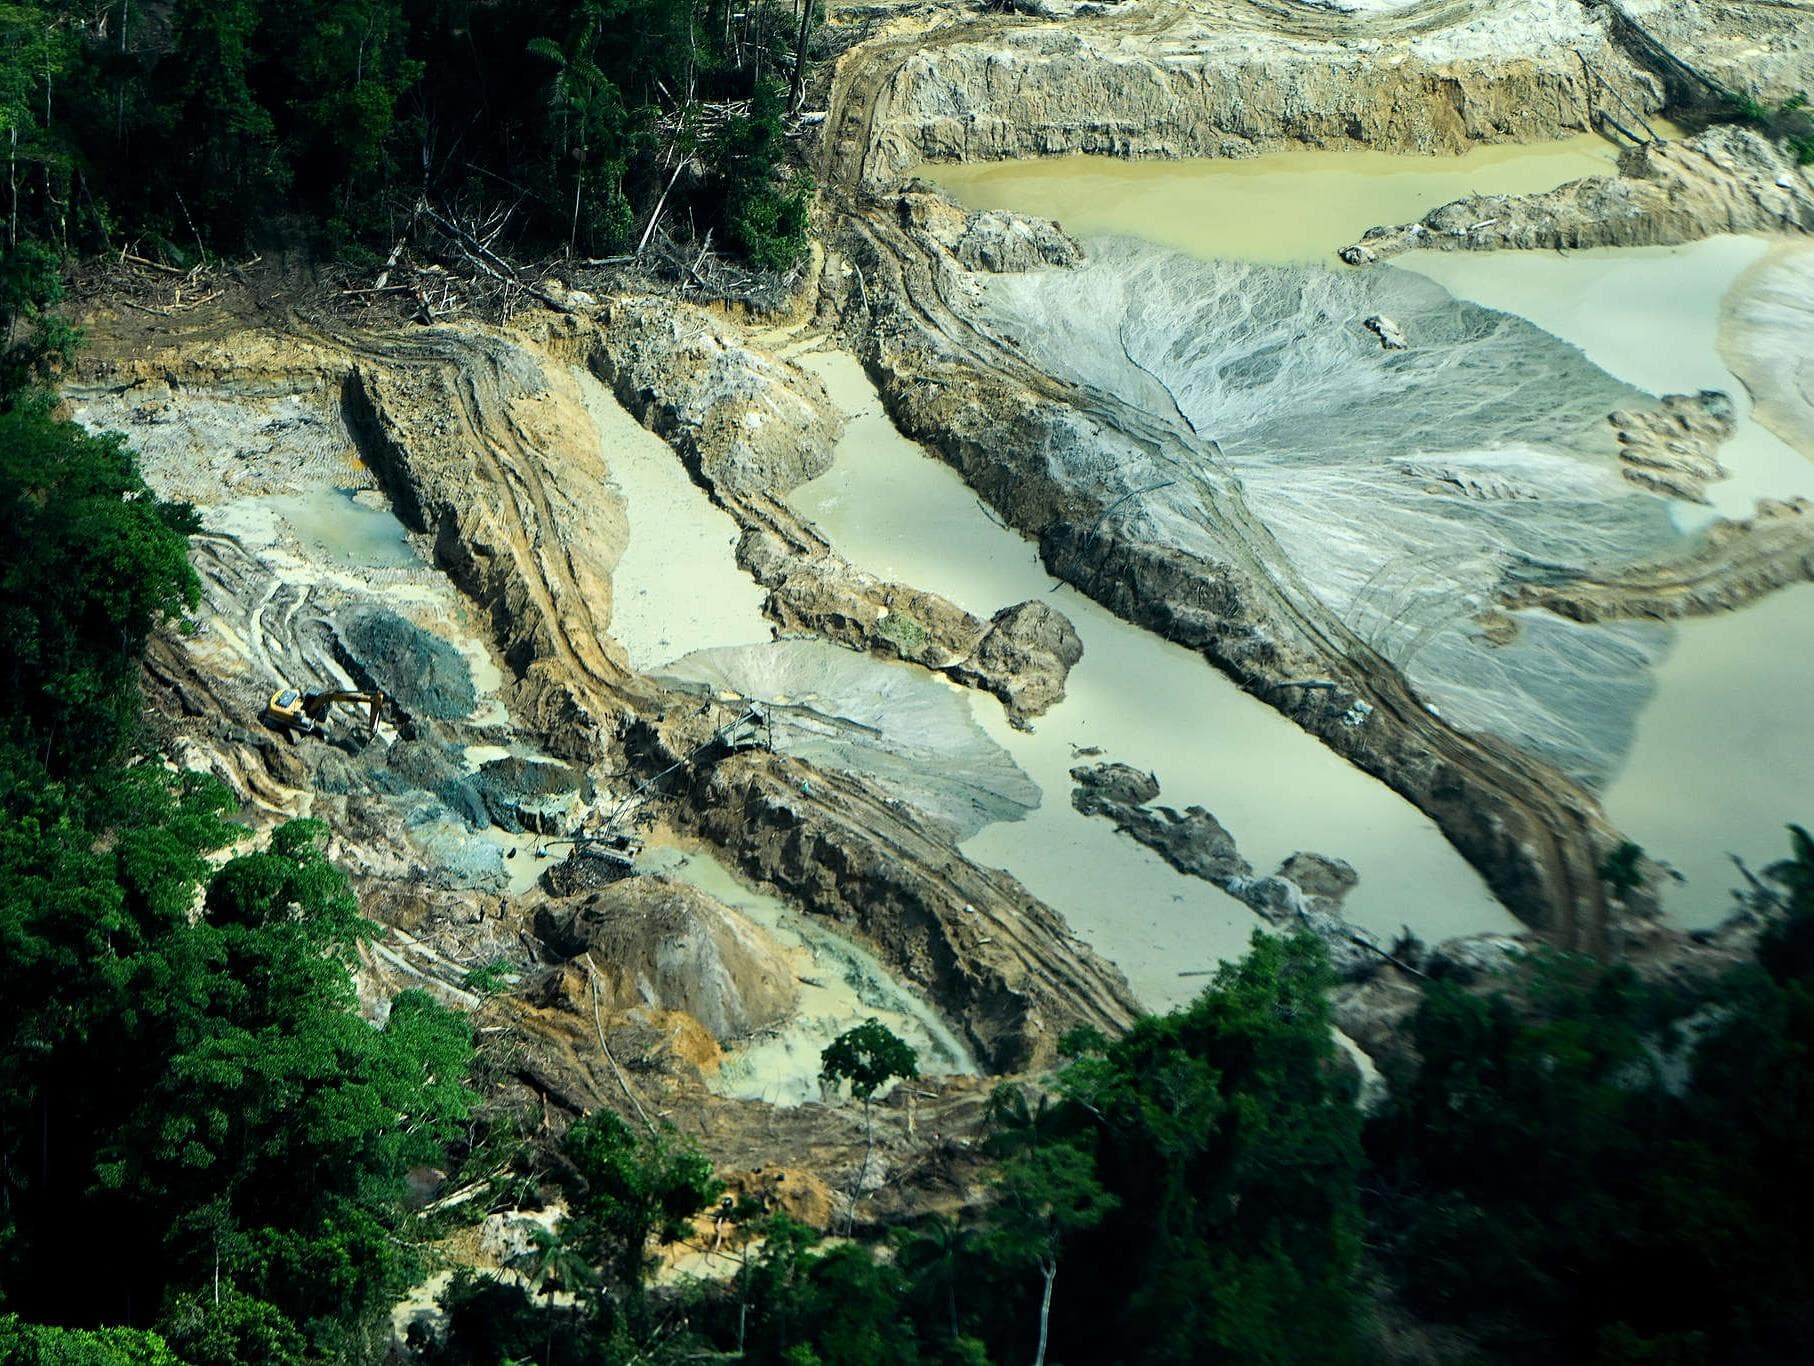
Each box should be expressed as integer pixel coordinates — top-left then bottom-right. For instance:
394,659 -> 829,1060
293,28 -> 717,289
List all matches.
3,2 -> 1814,1363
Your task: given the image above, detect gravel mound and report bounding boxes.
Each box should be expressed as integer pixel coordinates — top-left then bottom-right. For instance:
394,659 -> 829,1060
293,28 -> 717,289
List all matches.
341,609 -> 477,720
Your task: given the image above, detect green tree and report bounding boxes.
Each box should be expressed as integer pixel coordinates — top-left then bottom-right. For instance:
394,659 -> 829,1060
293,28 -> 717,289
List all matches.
270,0 -> 422,237
893,1214 -> 980,1346
984,1142 -> 1115,1366
0,394 -> 199,770
0,1315 -> 182,1365
159,0 -> 285,242
154,1290 -> 308,1366
1055,931 -> 1364,1364
711,77 -> 810,270
821,1018 -> 918,1233
558,1110 -> 720,1330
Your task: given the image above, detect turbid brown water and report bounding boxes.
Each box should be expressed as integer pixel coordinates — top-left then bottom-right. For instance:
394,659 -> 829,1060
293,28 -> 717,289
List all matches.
930,134 -> 1630,263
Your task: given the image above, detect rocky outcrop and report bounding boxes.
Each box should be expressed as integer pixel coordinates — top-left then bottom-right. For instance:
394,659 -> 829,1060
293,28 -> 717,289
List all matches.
1338,125 -> 1814,264
1070,762 -> 1252,883
738,528 -> 1082,726
1068,762 -> 1396,978
649,720 -> 1142,1072
1609,391 -> 1735,503
897,187 -> 1083,272
1504,497 -> 1814,623
582,297 -> 840,495
947,599 -> 1083,723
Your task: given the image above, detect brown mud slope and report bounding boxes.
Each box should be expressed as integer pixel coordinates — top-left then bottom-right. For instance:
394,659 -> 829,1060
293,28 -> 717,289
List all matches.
822,0 -> 1666,188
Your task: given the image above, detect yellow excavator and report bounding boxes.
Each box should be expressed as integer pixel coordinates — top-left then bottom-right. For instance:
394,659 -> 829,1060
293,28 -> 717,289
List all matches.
263,687 -> 388,743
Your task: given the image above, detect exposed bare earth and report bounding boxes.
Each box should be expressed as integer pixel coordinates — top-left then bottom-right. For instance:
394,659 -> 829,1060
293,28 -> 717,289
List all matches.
80,0 -> 1814,1264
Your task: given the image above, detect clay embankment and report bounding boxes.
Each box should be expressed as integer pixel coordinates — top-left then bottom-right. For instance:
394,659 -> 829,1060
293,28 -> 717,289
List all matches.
533,303 -> 1085,726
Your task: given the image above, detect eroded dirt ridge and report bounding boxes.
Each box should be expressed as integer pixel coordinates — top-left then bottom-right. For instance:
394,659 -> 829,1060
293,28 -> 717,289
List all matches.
79,312 -> 1139,1085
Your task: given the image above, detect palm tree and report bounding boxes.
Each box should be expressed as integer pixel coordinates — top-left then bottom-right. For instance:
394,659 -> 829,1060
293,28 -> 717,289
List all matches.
893,1214 -> 976,1344
516,1223 -> 593,1366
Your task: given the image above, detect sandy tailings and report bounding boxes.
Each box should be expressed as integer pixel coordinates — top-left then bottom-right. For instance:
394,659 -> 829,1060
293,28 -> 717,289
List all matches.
809,0 -> 1814,951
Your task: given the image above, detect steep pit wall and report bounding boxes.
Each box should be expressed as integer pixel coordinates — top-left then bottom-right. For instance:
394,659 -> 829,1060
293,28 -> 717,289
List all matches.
826,0 -> 1665,188
628,715 -> 1141,1072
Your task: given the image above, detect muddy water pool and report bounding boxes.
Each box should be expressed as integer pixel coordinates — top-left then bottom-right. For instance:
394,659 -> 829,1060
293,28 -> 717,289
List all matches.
576,372 -> 772,670
1402,241 -> 1814,922
791,352 -> 1513,1007
937,144 -> 1814,928
930,134 -> 1627,264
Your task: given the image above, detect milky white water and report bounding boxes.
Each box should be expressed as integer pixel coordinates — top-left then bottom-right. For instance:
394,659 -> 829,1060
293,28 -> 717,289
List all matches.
791,351 -> 1512,1008
576,371 -> 772,670
935,136 -> 1814,930
1401,239 -> 1814,526
1400,241 -> 1814,924
931,134 -> 1630,264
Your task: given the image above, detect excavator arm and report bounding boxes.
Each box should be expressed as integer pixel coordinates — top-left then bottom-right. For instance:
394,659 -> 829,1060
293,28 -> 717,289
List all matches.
302,690 -> 387,735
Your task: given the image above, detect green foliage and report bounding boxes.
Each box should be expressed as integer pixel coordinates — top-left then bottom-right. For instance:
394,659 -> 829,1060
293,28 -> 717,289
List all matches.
734,1214 -> 921,1366
1367,827 -> 1814,1359
0,783 -> 474,1354
154,1291 -> 308,1366
0,1316 -> 182,1365
559,1110 -> 720,1318
713,79 -> 812,271
1721,86 -> 1814,167
820,1018 -> 920,1102
1599,840 -> 1645,899
0,0 -> 818,271
0,394 -> 199,770
1051,931 -> 1364,1364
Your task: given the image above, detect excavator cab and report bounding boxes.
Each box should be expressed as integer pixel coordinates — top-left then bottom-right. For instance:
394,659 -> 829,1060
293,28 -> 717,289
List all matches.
264,688 -> 314,739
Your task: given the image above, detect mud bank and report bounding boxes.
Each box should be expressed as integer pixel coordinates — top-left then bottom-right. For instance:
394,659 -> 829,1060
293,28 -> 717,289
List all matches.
75,309 -> 1141,1088
1391,239 -> 1814,927
830,188 -> 1643,949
